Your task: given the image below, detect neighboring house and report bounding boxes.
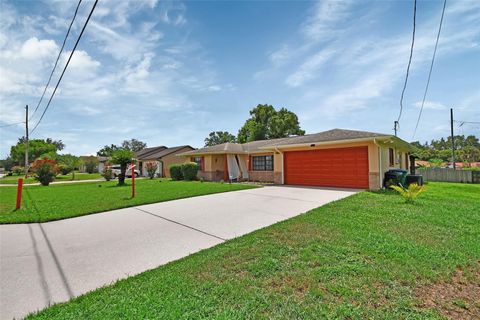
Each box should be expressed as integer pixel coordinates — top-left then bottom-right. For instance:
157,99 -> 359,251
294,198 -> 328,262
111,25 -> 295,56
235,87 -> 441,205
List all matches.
79,156 -> 109,173
178,128 -> 413,190
415,160 -> 432,168
135,145 -> 194,178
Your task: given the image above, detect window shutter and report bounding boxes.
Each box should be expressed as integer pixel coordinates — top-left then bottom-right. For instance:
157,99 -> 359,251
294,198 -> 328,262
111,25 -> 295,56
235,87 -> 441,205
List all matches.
200,157 -> 204,171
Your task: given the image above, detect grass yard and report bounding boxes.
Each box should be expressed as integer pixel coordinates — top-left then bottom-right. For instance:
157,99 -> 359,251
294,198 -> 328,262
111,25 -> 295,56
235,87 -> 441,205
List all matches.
0,172 -> 102,184
27,182 -> 480,319
0,179 -> 257,224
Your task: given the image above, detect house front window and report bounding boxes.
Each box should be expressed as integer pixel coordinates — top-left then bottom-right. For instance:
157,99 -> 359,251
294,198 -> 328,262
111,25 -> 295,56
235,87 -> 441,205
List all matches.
191,157 -> 204,170
389,148 -> 395,166
252,155 -> 273,171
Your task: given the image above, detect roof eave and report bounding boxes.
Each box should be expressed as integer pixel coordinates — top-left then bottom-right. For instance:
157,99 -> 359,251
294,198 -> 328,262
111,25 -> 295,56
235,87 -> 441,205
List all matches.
258,136 -> 392,150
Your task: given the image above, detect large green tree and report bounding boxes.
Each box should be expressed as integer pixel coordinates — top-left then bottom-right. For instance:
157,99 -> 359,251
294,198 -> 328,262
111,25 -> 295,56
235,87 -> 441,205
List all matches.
121,139 -> 147,152
10,138 -> 64,165
204,131 -> 237,147
411,134 -> 480,162
97,139 -> 147,156
237,104 -> 305,143
97,144 -> 121,157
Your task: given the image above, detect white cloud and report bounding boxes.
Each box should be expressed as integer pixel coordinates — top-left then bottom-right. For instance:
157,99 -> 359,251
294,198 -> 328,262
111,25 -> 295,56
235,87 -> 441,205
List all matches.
301,0 -> 353,41
285,49 -> 334,87
413,101 -> 446,110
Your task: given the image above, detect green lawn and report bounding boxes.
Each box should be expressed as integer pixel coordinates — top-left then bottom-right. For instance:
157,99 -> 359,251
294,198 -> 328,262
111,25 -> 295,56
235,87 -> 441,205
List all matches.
26,182 -> 480,319
0,179 -> 256,224
0,172 -> 102,184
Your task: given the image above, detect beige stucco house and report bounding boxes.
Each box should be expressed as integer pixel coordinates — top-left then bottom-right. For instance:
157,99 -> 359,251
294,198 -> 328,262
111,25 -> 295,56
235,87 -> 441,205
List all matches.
136,145 -> 194,178
178,129 -> 413,190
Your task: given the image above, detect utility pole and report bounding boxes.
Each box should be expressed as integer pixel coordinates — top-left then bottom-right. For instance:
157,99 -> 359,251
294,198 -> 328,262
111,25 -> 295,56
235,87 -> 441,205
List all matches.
450,107 -> 455,170
394,121 -> 399,136
25,105 -> 29,177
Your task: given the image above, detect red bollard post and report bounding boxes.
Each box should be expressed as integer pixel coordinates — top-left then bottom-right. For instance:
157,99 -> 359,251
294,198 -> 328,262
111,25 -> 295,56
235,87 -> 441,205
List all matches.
131,161 -> 135,198
16,178 -> 23,210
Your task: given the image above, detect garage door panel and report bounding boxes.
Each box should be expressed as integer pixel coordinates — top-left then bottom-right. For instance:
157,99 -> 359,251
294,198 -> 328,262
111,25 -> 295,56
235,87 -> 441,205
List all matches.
284,146 -> 369,189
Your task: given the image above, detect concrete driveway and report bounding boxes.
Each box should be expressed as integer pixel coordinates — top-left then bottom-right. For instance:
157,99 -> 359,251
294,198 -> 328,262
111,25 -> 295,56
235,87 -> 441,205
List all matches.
0,186 -> 358,319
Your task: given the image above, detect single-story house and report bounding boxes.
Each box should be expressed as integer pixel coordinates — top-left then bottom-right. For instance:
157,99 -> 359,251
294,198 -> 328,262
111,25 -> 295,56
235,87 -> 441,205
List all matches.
178,129 -> 413,190
79,156 -> 109,173
135,145 -> 194,178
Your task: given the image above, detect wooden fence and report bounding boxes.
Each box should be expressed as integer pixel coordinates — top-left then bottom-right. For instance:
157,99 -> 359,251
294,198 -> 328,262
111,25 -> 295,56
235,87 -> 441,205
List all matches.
417,168 -> 479,183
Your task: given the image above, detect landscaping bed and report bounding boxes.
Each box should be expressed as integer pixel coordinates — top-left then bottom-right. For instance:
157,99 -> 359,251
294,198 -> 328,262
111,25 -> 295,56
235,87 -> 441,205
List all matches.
26,182 -> 480,319
0,179 -> 257,224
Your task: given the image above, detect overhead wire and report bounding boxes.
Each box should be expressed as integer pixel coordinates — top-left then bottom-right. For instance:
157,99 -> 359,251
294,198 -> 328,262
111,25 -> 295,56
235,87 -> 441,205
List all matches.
30,0 -> 99,135
30,0 -> 83,121
0,121 -> 24,128
397,0 -> 417,126
412,0 -> 447,139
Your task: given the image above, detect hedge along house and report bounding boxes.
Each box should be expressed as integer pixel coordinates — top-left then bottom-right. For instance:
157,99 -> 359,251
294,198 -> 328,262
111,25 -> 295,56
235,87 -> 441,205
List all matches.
178,129 -> 413,190
135,145 -> 194,178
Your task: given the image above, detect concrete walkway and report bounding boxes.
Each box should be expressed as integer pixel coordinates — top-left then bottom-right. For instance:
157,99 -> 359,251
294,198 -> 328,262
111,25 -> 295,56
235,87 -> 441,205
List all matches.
0,186 -> 358,319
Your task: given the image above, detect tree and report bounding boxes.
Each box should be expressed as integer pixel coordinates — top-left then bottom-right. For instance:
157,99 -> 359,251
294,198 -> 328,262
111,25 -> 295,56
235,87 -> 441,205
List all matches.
410,134 -> 480,162
57,154 -> 82,180
121,139 -> 147,152
145,162 -> 158,179
204,131 -> 237,147
0,156 -> 15,171
31,157 -> 59,186
97,144 -> 121,157
237,104 -> 305,143
10,138 -> 61,165
111,149 -> 134,185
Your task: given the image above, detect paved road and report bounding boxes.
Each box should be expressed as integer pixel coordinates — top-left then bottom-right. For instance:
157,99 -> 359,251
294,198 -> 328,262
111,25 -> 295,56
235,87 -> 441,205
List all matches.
0,186 -> 358,319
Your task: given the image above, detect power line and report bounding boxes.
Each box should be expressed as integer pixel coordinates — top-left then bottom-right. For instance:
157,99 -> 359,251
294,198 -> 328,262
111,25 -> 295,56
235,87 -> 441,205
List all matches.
30,0 -> 83,121
455,120 -> 480,126
396,0 -> 417,126
0,121 -> 24,128
30,0 -> 99,135
412,0 -> 447,139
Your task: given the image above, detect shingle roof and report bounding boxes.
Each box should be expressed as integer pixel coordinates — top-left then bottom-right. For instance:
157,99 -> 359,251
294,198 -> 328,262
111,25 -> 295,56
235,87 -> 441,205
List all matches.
135,146 -> 167,159
178,142 -> 245,156
263,129 -> 390,147
179,129 -> 393,156
137,145 -> 193,160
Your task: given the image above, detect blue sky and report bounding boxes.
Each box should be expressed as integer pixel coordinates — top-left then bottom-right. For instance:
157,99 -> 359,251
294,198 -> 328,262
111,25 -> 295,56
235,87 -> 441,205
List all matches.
0,0 -> 479,157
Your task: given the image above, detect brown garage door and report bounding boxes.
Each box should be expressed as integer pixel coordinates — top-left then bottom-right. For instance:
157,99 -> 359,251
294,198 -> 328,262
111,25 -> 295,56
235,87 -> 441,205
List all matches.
284,146 -> 369,189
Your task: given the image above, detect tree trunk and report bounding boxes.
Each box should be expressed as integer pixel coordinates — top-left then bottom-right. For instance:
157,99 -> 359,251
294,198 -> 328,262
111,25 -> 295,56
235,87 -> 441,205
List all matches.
118,163 -> 127,185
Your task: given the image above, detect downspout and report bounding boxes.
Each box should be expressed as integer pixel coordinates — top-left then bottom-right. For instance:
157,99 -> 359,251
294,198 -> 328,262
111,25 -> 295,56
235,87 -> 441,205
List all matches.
274,147 -> 284,184
373,138 -> 383,189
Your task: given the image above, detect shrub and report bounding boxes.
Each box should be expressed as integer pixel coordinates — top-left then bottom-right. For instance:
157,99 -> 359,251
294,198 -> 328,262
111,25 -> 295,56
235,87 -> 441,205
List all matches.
181,162 -> 199,181
85,160 -> 97,174
390,183 -> 426,203
102,167 -> 113,181
145,162 -> 158,179
31,157 -> 59,186
12,166 -> 24,175
58,164 -> 72,175
169,164 -> 183,181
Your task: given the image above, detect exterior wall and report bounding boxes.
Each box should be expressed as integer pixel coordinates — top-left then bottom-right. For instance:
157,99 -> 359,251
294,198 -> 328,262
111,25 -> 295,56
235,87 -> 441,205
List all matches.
379,147 -> 410,187
248,171 -> 275,182
162,148 -> 192,178
196,154 -> 226,181
248,152 -> 275,183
